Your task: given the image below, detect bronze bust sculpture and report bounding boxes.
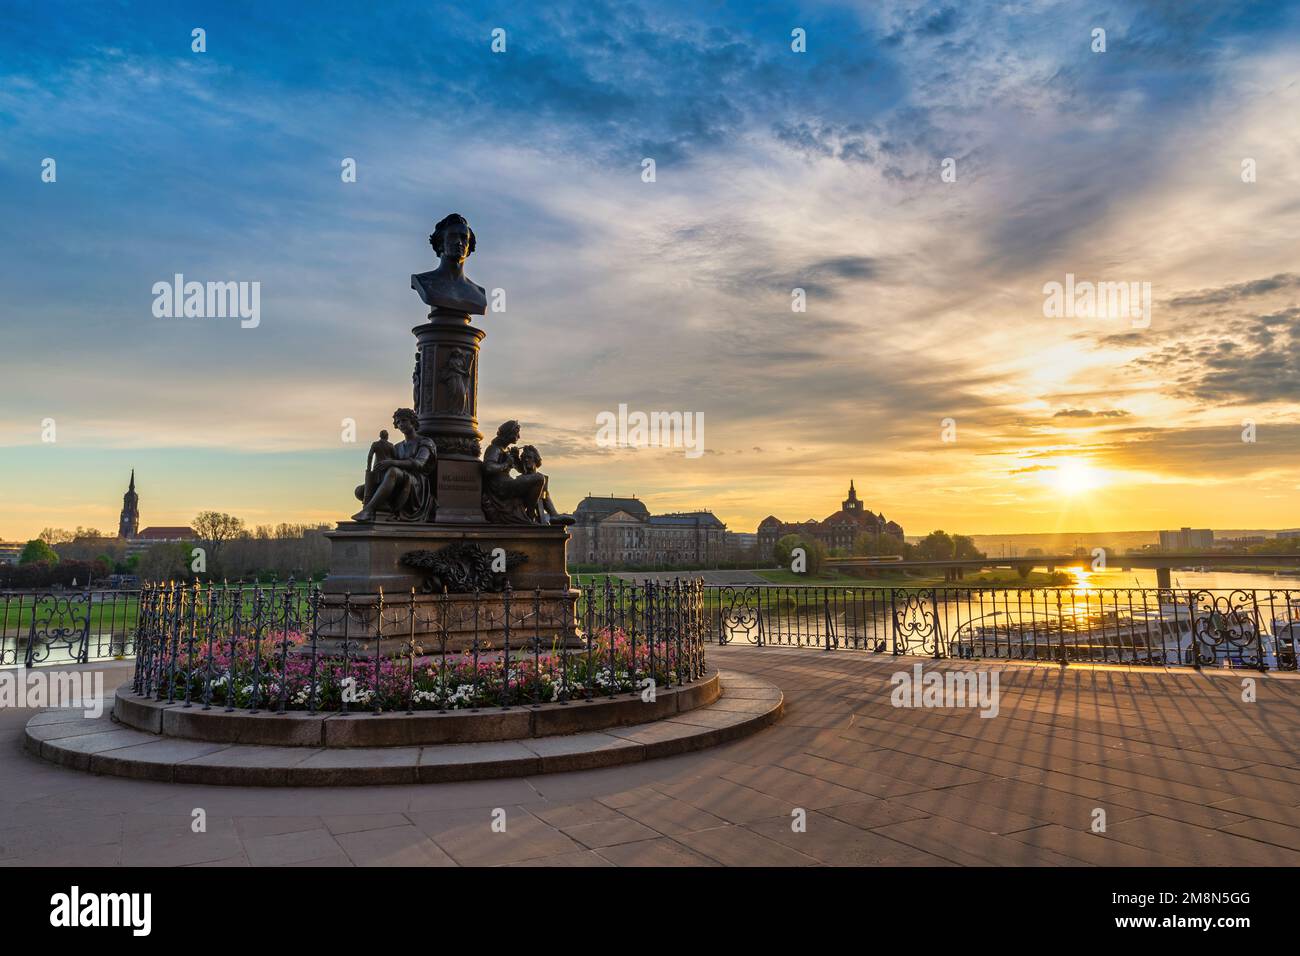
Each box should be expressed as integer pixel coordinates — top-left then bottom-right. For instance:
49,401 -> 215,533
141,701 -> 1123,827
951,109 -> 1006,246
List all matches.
411,213 -> 487,316
353,408 -> 437,521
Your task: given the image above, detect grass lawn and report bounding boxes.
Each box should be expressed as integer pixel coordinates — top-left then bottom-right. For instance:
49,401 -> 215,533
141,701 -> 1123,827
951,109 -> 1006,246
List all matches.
0,593 -> 141,634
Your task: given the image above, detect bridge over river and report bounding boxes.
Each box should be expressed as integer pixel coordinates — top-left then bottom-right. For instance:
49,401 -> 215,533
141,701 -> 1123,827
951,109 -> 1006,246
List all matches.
826,553 -> 1300,588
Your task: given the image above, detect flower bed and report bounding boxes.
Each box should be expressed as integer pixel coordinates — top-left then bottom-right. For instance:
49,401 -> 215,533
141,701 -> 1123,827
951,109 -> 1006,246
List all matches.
152,627 -> 694,712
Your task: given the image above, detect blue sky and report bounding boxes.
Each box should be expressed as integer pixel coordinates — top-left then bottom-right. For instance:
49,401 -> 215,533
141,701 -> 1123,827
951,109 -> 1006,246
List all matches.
3,0 -> 1300,539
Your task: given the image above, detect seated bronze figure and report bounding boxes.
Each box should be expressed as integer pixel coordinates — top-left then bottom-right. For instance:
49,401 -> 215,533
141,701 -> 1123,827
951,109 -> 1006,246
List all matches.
353,408 -> 437,522
481,420 -> 546,524
518,445 -> 574,526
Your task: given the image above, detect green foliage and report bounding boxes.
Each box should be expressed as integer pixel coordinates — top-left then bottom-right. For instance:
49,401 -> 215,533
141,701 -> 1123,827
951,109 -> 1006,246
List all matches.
136,542 -> 192,582
773,533 -> 826,574
915,530 -> 956,561
853,531 -> 909,557
953,534 -> 983,560
19,539 -> 59,565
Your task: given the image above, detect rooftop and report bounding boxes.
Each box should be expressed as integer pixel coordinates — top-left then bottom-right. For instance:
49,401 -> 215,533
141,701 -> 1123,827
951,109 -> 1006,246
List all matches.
135,526 -> 196,540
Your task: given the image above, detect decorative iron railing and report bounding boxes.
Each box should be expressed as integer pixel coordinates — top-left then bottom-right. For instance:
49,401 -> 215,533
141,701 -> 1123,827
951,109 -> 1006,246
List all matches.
0,589 -> 142,667
712,585 -> 1300,671
124,580 -> 708,713
10,583 -> 1297,675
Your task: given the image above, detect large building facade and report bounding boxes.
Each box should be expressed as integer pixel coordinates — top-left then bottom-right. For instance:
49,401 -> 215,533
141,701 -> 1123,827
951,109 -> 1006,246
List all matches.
570,496 -> 726,567
757,481 -> 904,558
1158,527 -> 1214,551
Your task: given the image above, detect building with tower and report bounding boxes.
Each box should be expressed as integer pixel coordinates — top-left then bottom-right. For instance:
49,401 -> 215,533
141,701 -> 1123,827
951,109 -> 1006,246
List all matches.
757,480 -> 904,559
114,471 -> 194,553
118,470 -> 140,539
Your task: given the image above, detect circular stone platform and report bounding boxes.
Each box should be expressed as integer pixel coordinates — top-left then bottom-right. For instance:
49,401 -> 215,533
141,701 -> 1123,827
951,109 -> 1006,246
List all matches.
112,671 -> 722,747
24,671 -> 783,786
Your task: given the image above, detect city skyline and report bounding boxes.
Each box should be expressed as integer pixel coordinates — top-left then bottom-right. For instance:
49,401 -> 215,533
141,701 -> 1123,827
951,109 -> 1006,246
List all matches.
7,466 -> 1300,548
4,2 -> 1300,541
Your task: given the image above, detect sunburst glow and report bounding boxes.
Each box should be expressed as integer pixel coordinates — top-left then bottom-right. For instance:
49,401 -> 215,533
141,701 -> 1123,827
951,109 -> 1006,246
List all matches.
1049,460 -> 1105,497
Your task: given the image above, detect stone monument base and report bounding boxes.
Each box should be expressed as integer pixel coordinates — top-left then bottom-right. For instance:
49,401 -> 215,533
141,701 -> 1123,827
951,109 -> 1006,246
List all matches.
319,521 -> 577,654
311,588 -> 579,655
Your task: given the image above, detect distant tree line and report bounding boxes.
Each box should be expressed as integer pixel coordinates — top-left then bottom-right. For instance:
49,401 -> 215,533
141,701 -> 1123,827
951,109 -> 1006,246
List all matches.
5,514 -> 333,588
762,528 -> 986,577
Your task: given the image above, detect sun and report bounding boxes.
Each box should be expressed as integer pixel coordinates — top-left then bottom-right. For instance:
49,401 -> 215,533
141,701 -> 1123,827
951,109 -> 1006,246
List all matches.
1052,459 -> 1102,496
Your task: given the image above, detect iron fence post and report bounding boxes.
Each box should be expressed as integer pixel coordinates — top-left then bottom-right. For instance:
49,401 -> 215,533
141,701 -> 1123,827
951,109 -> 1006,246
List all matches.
931,590 -> 943,659
78,588 -> 93,664
1253,591 -> 1267,673
889,589 -> 899,656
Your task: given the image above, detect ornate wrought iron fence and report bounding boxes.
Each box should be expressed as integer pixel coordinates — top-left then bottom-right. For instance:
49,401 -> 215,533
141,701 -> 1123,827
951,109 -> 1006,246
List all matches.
0,589 -> 142,667
16,582 -> 1297,677
712,585 -> 1300,671
127,579 -> 708,713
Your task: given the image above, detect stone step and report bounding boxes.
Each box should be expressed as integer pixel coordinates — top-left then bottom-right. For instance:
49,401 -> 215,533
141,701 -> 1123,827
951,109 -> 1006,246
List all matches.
24,672 -> 782,787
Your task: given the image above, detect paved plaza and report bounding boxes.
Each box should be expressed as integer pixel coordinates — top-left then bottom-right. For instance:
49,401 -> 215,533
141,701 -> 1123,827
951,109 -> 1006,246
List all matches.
3,646 -> 1298,867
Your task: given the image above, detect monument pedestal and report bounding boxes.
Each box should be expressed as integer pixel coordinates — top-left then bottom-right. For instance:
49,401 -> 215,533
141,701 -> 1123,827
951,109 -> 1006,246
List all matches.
412,308 -> 487,521
318,522 -> 578,654
434,459 -> 484,524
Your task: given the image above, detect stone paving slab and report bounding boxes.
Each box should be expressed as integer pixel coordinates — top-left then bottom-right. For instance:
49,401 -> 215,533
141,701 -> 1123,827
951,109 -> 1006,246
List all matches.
4,646 -> 1298,866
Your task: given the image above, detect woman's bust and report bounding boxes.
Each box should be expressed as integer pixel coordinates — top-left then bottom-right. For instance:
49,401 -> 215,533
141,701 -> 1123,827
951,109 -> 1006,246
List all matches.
411,212 -> 487,316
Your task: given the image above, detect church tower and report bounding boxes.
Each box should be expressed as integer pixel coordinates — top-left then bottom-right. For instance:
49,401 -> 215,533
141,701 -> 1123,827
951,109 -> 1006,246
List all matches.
841,479 -> 863,515
118,470 -> 140,539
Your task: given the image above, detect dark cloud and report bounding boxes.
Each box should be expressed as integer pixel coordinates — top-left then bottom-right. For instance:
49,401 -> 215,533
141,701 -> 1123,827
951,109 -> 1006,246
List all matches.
772,121 -> 879,165
714,255 -> 886,303
1133,314 -> 1300,403
1122,279 -> 1300,405
1168,274 -> 1300,308
1053,408 -> 1130,419
917,8 -> 961,37
1083,423 -> 1300,479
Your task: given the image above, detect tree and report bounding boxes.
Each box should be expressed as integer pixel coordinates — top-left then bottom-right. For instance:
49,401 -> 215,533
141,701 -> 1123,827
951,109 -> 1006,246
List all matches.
773,533 -> 827,575
136,542 -> 191,583
39,528 -> 74,546
57,533 -> 125,563
221,522 -> 332,580
916,530 -> 956,561
952,534 -> 984,560
853,530 -> 908,558
19,539 -> 59,565
192,511 -> 245,575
